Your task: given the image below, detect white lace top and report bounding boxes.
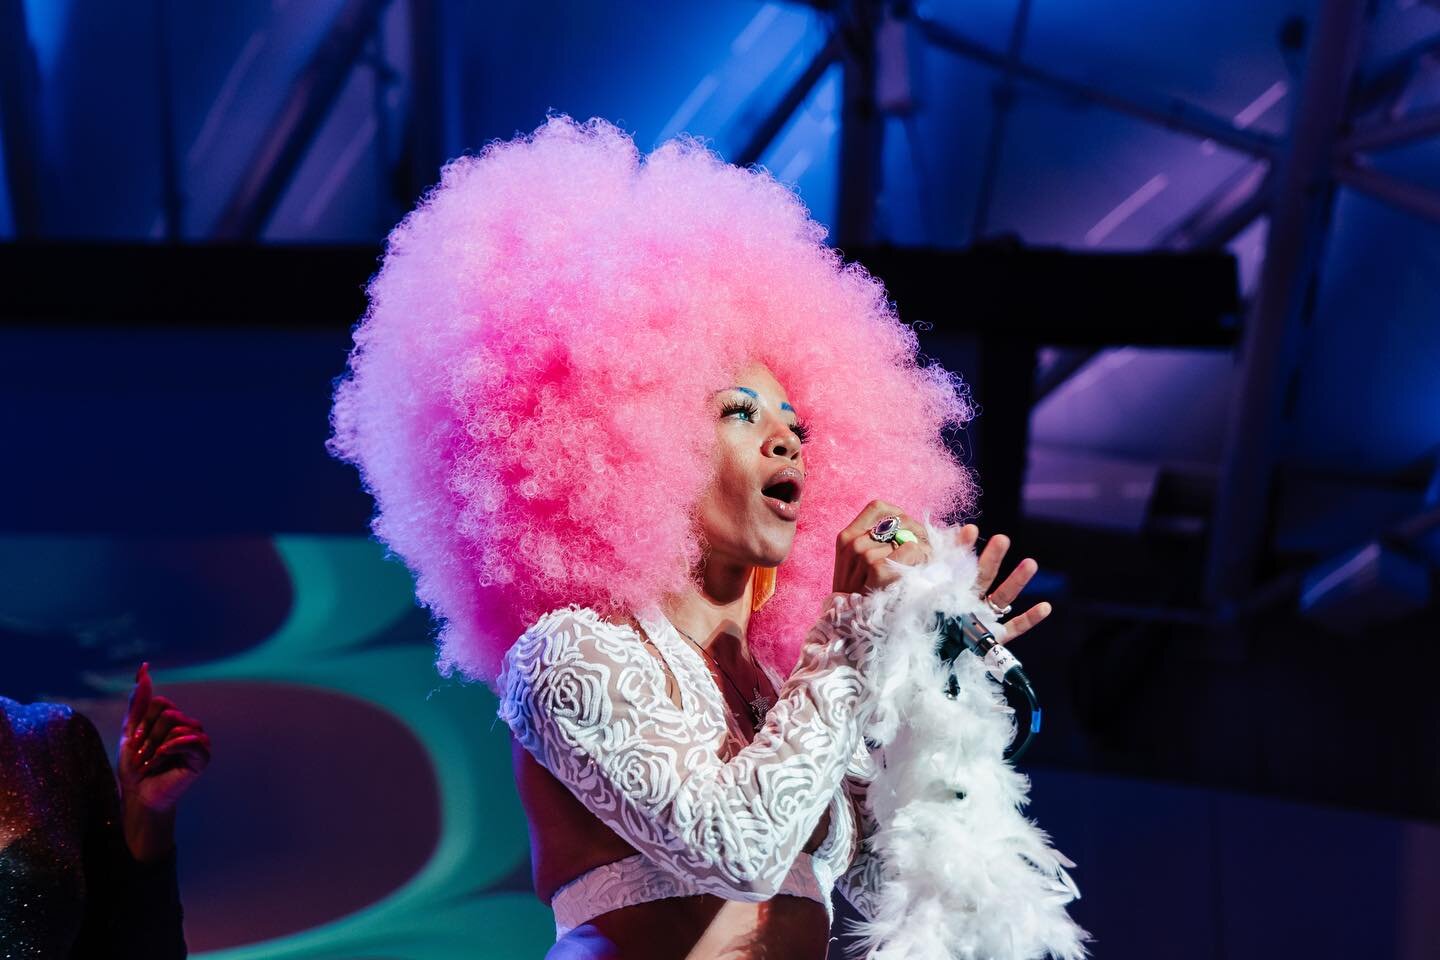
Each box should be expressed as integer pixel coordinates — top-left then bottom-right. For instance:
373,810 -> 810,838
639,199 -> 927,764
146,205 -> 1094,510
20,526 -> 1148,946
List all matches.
497,593 -> 886,939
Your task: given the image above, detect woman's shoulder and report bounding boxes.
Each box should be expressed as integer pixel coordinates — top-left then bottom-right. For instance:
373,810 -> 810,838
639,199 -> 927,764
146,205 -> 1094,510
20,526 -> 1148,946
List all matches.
521,604 -> 650,650
498,604 -> 671,752
1,696 -> 86,739
526,604 -> 642,637
0,697 -> 108,778
501,604 -> 658,691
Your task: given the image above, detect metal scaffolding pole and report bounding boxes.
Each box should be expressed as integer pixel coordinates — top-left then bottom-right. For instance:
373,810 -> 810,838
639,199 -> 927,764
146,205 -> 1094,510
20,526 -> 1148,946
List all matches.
0,0 -> 43,237
153,0 -> 184,241
969,0 -> 1032,242
1161,161 -> 1271,251
734,31 -> 842,167
1350,31 -> 1440,118
1203,0 -> 1370,613
913,14 -> 1279,161
212,0 -> 391,240
1037,163 -> 1265,407
1334,162 -> 1440,225
1338,106 -> 1440,154
836,0 -> 883,247
404,0 -> 445,200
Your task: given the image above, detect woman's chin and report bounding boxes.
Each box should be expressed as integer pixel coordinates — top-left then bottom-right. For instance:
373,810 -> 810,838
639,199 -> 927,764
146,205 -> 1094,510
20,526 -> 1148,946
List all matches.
703,526 -> 795,571
753,536 -> 795,569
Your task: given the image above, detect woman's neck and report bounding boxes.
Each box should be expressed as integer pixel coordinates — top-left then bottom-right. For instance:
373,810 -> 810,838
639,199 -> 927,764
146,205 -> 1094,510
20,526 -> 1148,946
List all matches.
661,553 -> 753,659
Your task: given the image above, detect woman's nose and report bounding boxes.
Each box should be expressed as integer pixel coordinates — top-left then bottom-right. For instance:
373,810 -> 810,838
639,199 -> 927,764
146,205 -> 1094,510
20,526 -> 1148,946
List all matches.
764,429 -> 800,460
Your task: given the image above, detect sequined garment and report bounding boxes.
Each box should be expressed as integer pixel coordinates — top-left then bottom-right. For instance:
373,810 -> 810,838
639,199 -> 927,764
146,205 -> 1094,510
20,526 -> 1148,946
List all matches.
0,697 -> 186,958
497,593 -> 886,938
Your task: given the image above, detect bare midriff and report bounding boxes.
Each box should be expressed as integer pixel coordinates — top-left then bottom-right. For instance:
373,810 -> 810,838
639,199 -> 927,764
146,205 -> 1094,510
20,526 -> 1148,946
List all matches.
546,896 -> 831,960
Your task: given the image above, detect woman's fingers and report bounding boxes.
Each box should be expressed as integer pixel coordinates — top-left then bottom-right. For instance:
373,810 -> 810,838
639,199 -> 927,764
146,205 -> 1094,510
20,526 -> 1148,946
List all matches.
151,732 -> 212,766
123,663 -> 153,743
836,500 -> 931,592
839,501 -> 930,550
143,739 -> 213,781
986,556 -> 1038,611
862,533 -> 932,584
133,696 -> 178,754
837,500 -> 906,550
889,539 -> 930,565
857,543 -> 898,589
139,711 -> 207,765
837,515 -> 1052,632
998,602 -> 1052,643
834,502 -> 902,590
139,709 -> 185,763
961,526 -> 1053,641
975,533 -> 1011,594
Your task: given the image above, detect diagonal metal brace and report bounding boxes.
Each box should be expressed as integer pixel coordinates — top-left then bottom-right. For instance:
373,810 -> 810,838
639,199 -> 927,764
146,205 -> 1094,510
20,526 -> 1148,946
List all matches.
212,0 -> 392,240
913,13 -> 1280,161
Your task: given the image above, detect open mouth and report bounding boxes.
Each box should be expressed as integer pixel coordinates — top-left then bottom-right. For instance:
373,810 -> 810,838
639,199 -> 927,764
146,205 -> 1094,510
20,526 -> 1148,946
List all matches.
760,467 -> 804,521
761,479 -> 801,504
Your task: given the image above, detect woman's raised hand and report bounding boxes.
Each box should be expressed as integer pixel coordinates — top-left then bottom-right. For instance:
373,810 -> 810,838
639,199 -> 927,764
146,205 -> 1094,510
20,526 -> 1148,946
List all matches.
118,663 -> 212,815
833,506 -> 1052,644
833,500 -> 934,594
957,523 -> 1051,644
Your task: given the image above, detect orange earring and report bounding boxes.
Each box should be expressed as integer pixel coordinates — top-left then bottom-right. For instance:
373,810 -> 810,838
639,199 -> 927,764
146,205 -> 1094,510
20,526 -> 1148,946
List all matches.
750,565 -> 777,612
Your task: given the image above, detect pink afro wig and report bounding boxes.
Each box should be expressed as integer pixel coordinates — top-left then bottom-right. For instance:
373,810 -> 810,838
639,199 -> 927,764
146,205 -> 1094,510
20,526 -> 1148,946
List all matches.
328,116 -> 976,687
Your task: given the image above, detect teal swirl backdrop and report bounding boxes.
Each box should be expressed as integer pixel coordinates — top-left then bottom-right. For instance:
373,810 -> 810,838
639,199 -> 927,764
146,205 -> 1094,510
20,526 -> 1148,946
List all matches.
10,535 -> 554,957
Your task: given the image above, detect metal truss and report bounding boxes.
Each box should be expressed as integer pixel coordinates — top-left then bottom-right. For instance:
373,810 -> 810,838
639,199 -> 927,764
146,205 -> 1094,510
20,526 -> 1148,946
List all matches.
863,3 -> 1440,621
1204,0 -> 1371,615
212,0 -> 394,241
0,0 -> 43,237
5,0 -> 1435,621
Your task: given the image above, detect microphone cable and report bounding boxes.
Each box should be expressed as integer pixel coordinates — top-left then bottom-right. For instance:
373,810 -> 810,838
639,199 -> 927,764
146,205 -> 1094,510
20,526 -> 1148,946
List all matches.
935,612 -> 1041,762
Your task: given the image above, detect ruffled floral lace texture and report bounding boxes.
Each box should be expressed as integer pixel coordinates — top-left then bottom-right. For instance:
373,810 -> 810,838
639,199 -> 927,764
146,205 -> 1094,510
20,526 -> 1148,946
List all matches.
497,596 -> 879,901
499,523 -> 1086,958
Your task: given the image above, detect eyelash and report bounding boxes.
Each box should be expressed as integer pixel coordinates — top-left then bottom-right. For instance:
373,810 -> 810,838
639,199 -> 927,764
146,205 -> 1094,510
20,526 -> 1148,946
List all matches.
720,399 -> 811,444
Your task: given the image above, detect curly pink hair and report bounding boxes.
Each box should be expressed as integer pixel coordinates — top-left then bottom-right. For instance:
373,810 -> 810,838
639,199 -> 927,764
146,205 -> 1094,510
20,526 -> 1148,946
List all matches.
328,116 -> 976,687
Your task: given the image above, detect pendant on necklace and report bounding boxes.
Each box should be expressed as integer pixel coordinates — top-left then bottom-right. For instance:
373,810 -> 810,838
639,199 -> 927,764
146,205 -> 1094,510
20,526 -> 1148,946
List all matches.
748,689 -> 772,727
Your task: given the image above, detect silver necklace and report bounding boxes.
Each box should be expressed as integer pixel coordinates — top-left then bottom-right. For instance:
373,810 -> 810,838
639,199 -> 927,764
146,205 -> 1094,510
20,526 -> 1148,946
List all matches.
674,626 -> 773,728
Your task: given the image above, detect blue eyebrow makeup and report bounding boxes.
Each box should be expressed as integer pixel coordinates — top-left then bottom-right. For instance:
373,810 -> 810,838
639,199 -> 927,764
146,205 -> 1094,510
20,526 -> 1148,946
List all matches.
727,386 -> 797,414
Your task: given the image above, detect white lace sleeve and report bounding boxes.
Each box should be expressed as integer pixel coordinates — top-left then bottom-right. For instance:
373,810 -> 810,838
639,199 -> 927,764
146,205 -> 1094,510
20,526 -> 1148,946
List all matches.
835,756 -> 886,919
497,597 -> 876,900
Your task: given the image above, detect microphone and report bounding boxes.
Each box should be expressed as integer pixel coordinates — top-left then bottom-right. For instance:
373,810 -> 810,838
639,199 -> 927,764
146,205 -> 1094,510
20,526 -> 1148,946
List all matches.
935,612 -> 1041,762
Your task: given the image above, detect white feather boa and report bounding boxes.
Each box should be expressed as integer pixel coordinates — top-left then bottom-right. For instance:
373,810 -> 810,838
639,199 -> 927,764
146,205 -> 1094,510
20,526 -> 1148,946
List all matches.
845,522 -> 1089,960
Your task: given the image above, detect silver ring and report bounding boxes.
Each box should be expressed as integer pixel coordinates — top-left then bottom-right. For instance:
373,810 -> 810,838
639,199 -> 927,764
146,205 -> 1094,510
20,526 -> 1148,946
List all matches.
869,516 -> 903,543
983,594 -> 1012,619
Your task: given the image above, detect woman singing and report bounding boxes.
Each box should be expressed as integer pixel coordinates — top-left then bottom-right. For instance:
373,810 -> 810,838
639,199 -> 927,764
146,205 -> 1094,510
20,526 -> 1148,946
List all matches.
328,116 -> 1052,959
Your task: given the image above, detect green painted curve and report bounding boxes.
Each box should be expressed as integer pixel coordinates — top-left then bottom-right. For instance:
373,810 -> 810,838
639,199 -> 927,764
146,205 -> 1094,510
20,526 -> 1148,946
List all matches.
145,536 -> 553,958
